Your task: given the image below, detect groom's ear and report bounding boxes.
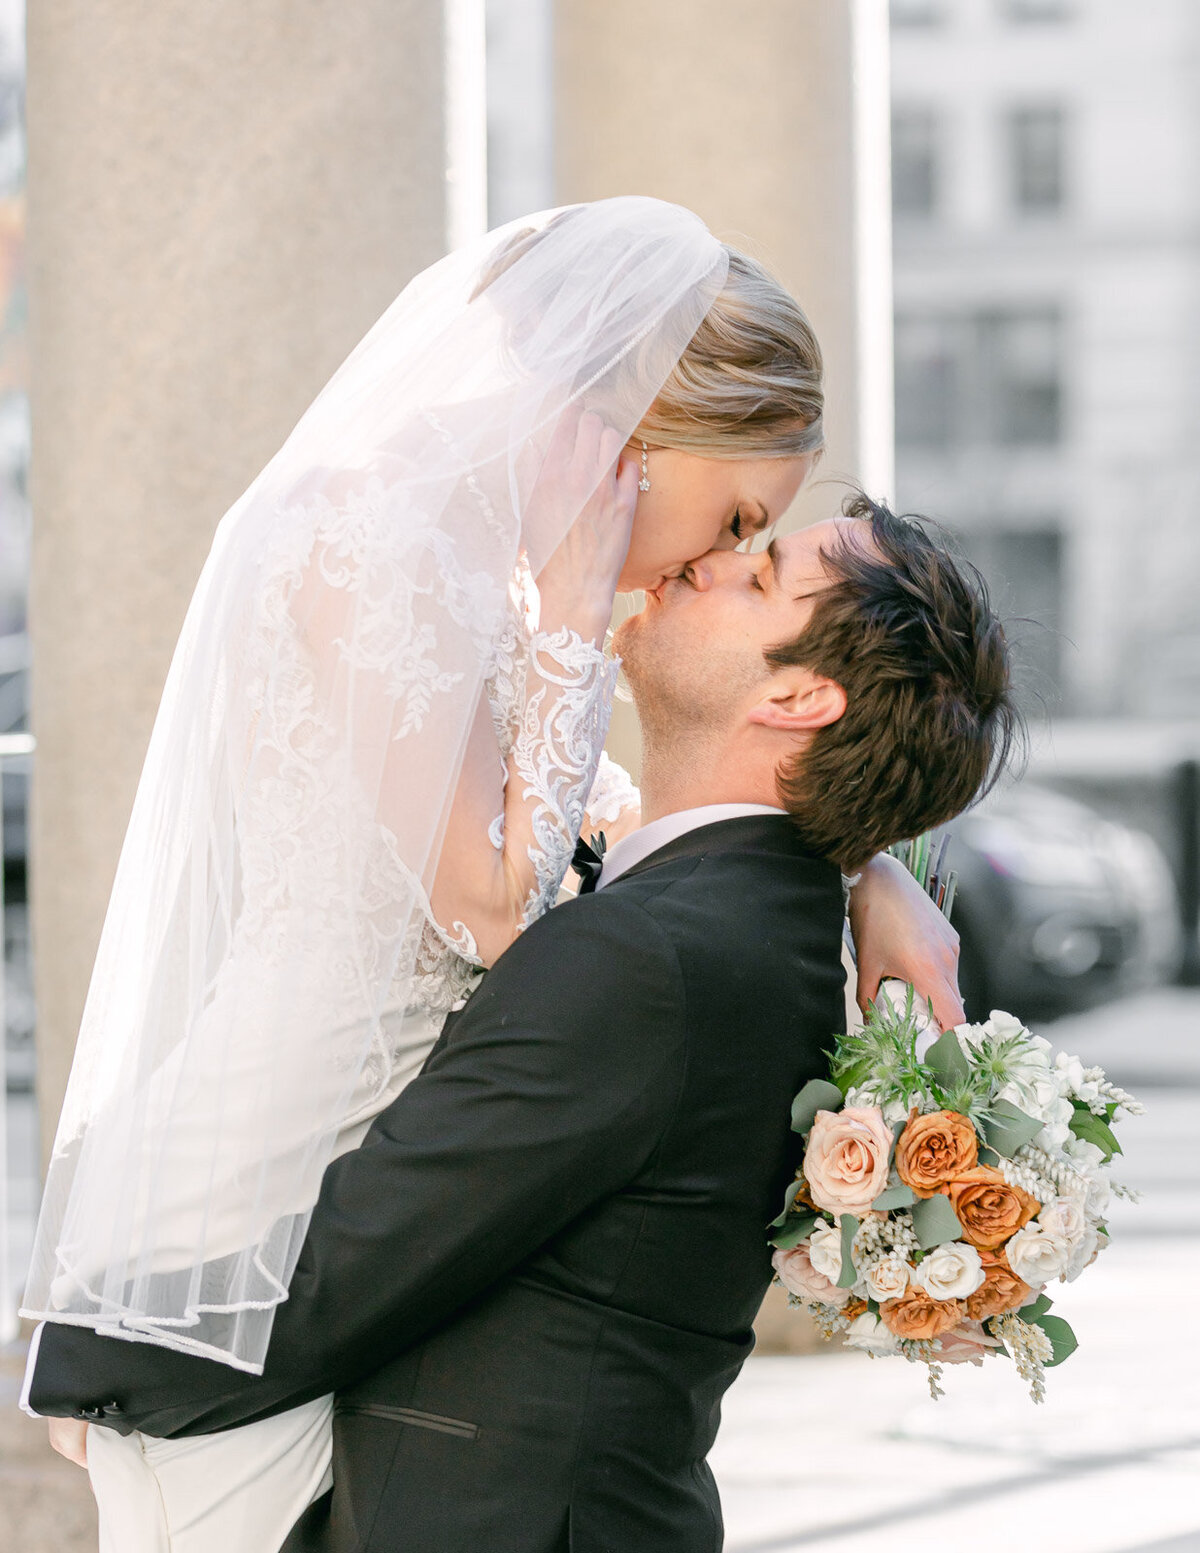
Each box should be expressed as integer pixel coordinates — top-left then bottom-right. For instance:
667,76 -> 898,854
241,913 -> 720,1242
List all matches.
746,671 -> 847,734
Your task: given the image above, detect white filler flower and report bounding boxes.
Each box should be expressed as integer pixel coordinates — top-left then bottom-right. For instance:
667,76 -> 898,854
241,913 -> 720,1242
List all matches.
913,1241 -> 985,1300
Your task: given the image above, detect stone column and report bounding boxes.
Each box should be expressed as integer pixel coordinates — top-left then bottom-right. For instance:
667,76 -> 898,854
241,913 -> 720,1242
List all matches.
27,3 -> 482,1158
553,0 -> 894,777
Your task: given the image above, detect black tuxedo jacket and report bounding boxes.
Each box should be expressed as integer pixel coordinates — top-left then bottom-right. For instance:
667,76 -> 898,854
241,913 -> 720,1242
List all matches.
31,816 -> 846,1553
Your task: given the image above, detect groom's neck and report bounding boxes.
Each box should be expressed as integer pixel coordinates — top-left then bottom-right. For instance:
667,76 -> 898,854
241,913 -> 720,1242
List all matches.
637,735 -> 772,825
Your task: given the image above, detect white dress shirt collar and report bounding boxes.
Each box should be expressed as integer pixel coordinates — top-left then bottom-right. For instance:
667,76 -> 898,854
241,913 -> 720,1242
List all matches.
595,803 -> 786,890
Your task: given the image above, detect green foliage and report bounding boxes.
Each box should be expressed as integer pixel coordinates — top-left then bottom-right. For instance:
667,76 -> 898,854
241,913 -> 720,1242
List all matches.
768,1177 -> 809,1230
981,1098 -> 1045,1158
837,1215 -> 860,1287
871,1182 -> 917,1211
1069,1103 -> 1121,1161
911,1193 -> 966,1250
790,1079 -> 844,1135
1031,1312 -> 1078,1368
769,1212 -> 820,1251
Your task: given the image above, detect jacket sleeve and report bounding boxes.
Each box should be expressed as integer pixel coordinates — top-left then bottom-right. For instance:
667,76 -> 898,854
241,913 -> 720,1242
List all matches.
30,894 -> 685,1436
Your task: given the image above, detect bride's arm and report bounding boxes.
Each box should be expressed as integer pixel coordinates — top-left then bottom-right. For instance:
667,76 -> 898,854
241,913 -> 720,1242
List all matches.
430,416 -> 639,966
846,852 -> 965,1029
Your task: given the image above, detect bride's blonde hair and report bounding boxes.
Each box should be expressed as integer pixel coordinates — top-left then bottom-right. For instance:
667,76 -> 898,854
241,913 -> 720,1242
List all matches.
637,246 -> 823,461
476,219 -> 823,463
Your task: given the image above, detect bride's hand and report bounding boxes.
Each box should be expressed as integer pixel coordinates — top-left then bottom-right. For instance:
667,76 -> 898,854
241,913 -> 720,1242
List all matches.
48,1417 -> 89,1468
848,852 -> 965,1030
534,411 -> 639,643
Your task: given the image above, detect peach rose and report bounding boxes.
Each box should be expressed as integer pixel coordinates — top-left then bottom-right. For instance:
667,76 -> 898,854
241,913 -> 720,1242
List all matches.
935,1320 -> 1005,1366
771,1242 -> 852,1307
964,1248 -> 1032,1320
880,1291 -> 964,1342
895,1109 -> 979,1198
803,1107 -> 893,1217
942,1166 -> 1040,1249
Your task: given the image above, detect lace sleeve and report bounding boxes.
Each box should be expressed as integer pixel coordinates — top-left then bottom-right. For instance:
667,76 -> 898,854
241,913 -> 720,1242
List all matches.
511,628 -> 620,923
585,752 -> 641,830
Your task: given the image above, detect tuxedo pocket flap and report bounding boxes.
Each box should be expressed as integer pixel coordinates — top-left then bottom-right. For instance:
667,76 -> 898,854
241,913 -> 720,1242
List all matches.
335,1401 -> 479,1440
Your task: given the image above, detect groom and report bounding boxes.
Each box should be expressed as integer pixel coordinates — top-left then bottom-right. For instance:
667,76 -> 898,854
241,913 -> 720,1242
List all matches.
31,498 -> 1015,1551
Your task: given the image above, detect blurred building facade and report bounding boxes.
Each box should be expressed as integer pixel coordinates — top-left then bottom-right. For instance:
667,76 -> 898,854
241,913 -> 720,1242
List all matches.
890,0 -> 1200,719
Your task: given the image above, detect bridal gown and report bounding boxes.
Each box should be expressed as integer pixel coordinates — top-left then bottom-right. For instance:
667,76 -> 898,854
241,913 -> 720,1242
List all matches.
80,596 -> 638,1553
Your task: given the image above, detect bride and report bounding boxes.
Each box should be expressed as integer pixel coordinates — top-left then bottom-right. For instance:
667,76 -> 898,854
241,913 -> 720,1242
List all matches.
27,197 -> 958,1545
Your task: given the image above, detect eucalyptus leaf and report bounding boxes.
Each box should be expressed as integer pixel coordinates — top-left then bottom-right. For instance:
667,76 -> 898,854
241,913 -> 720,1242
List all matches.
1022,1293 -> 1054,1321
768,1177 -> 808,1230
1068,1106 -> 1121,1161
790,1079 -> 844,1135
769,1212 -> 819,1251
924,1029 -> 969,1090
977,1144 -> 1001,1168
981,1098 -> 1045,1158
837,1214 -> 860,1288
871,1182 -> 917,1211
1031,1312 -> 1078,1368
910,1193 -> 965,1250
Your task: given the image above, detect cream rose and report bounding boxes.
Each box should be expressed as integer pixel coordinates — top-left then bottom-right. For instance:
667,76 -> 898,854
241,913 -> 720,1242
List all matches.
807,1220 -> 844,1285
864,1254 -> 912,1302
913,1241 -> 986,1301
1005,1221 -> 1073,1285
1038,1196 -> 1086,1244
803,1107 -> 894,1217
772,1242 -> 851,1307
1064,1225 -> 1101,1282
844,1311 -> 900,1356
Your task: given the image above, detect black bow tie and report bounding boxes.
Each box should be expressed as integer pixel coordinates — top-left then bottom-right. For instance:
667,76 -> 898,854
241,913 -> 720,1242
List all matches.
571,832 -> 607,895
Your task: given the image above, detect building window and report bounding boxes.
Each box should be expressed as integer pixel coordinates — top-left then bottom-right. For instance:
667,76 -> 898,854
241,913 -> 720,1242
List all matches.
957,527 -> 1065,706
895,308 -> 1063,448
890,0 -> 944,25
1009,106 -> 1066,212
892,108 -> 940,219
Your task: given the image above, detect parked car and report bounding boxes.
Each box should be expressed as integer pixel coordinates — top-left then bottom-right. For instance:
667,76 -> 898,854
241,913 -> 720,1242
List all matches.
946,782 -> 1180,1021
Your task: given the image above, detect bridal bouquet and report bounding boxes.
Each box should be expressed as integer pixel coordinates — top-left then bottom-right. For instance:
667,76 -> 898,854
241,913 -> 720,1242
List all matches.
769,840 -> 1142,1401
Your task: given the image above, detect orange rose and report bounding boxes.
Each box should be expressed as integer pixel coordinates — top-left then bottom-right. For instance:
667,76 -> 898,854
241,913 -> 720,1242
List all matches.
964,1248 -> 1033,1320
895,1109 -> 979,1198
942,1166 -> 1040,1249
880,1291 -> 964,1342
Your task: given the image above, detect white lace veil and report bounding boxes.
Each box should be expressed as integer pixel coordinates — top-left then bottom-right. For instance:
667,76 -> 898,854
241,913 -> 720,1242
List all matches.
23,197 -> 728,1372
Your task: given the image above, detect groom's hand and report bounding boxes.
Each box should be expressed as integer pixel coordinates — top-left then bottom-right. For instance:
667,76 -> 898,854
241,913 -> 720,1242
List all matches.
48,1417 -> 89,1468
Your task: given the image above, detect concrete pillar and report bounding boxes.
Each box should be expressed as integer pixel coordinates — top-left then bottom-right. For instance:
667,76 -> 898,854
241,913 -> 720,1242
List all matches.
553,0 -> 894,774
27,4 -> 482,1158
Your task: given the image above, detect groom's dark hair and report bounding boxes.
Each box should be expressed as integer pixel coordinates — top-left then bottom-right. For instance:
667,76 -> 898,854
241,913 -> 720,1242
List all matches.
767,493 -> 1022,872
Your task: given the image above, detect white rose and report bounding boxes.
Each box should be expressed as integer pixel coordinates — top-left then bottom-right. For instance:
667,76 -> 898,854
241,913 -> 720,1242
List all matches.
1085,1169 -> 1112,1220
1064,1225 -> 1101,1282
864,1254 -> 912,1302
1006,1222 -> 1073,1285
845,1311 -> 900,1356
913,1241 -> 985,1300
808,1220 -> 843,1285
1038,1196 -> 1086,1245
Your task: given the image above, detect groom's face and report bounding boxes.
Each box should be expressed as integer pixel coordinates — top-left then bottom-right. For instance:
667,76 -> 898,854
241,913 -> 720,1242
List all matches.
615,519 -> 866,731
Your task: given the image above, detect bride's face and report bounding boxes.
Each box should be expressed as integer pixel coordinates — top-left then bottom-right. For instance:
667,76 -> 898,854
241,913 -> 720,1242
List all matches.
616,449 -> 814,594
